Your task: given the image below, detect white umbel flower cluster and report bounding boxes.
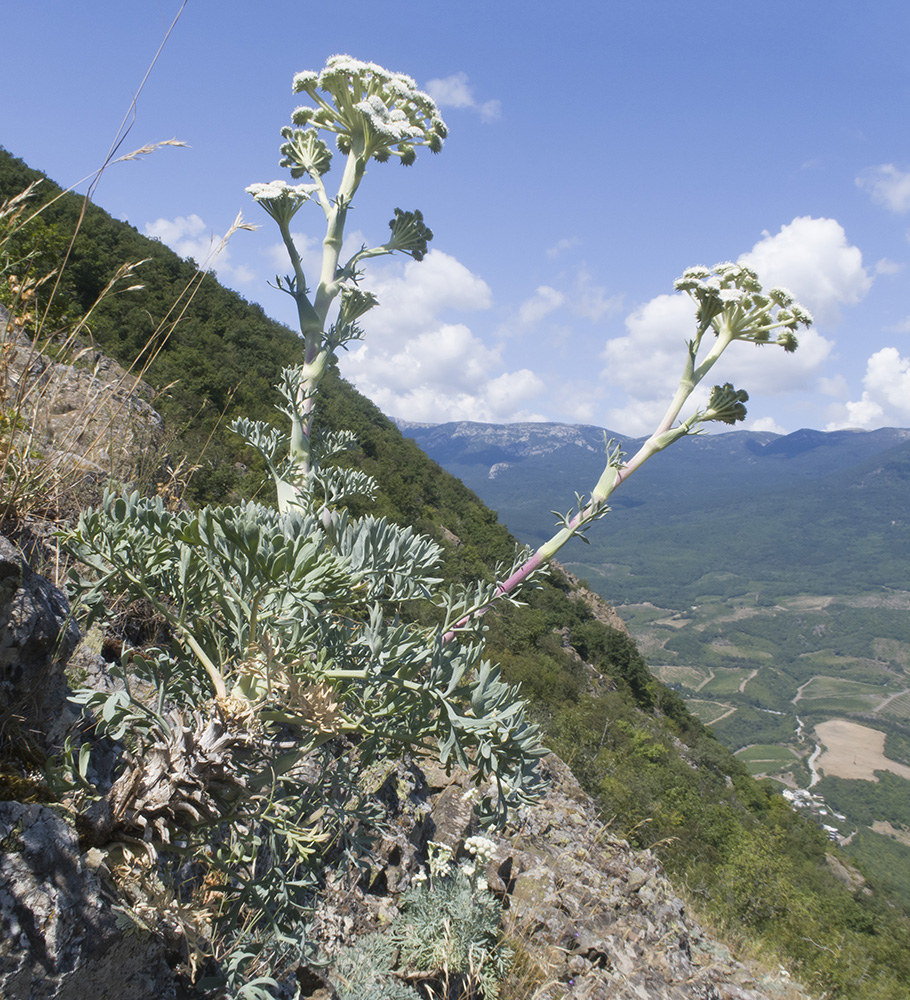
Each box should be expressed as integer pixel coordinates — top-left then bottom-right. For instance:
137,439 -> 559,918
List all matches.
674,261 -> 813,351
286,54 -> 447,167
244,180 -> 319,225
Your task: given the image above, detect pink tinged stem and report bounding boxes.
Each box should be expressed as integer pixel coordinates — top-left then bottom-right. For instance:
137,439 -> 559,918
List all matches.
440,328 -> 738,645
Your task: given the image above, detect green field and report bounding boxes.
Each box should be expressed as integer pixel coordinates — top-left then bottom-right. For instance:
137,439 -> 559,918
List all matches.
881,692 -> 910,724
735,744 -> 801,777
701,667 -> 757,697
652,664 -> 707,690
796,675 -> 892,713
685,699 -> 735,725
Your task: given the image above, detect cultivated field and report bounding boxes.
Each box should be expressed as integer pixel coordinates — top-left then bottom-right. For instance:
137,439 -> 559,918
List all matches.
815,720 -> 910,783
735,744 -> 800,777
686,699 -> 735,725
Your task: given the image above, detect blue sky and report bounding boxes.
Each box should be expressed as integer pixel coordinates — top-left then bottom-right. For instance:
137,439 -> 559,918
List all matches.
3,1 -> 909,435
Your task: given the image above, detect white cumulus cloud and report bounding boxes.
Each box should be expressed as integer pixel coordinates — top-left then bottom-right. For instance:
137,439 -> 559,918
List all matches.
875,257 -> 903,275
518,286 -> 564,325
826,347 -> 910,430
738,216 -> 872,325
144,214 -> 255,285
425,72 -> 501,123
600,292 -> 701,435
598,217 -> 868,435
856,164 -> 910,214
340,250 -> 545,422
748,416 -> 788,435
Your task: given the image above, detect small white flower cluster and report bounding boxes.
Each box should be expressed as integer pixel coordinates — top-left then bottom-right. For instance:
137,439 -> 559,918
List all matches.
245,181 -> 318,201
354,94 -> 427,143
285,54 -> 447,168
464,835 -> 496,864
244,181 -> 318,224
427,840 -> 454,878
673,262 -> 812,350
412,838 -> 497,895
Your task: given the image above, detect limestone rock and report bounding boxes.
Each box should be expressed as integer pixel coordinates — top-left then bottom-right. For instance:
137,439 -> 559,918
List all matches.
1,306 -> 164,482
0,535 -> 80,754
0,801 -> 174,1000
302,755 -> 813,1000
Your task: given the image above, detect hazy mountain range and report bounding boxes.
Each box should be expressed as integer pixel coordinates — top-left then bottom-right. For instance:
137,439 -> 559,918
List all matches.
398,420 -> 910,606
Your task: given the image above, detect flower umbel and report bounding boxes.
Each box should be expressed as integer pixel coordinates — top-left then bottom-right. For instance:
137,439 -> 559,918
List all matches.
245,57 -> 444,492
244,180 -> 317,226
673,261 -> 813,351
287,54 -> 447,167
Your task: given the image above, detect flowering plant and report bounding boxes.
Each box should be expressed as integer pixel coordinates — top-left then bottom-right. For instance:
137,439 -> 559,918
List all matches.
64,54 -> 809,999
66,57 -> 544,996
485,261 -> 812,605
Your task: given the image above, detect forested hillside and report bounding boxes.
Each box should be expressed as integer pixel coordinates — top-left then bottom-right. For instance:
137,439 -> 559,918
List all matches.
4,145 -> 910,997
400,418 -> 910,905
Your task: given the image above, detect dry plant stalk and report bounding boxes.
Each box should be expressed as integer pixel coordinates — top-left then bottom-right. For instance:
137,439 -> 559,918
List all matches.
0,189 -> 253,530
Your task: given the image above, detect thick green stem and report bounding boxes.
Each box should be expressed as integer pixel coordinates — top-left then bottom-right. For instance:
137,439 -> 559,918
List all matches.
314,151 -> 365,325
181,628 -> 228,701
445,325 -> 739,641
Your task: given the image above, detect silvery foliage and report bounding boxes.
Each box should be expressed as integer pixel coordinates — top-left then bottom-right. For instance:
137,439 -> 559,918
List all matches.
325,841 -> 508,1000
63,55 -> 548,994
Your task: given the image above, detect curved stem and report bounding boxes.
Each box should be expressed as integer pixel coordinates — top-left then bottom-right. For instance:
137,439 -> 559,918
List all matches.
443,326 -> 737,642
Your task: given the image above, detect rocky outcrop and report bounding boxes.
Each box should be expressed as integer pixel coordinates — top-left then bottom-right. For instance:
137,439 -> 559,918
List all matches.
0,536 -> 172,999
1,305 -> 163,482
0,535 -> 80,756
0,538 -> 812,1000
555,563 -> 630,636
304,755 -> 810,1000
0,801 -> 175,1000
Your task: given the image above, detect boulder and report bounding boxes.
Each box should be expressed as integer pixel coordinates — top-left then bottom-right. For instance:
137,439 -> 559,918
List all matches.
0,801 -> 174,1000
0,535 -> 79,755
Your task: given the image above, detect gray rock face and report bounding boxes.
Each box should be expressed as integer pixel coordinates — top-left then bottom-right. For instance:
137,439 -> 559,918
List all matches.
0,306 -> 164,481
303,756 -> 811,1000
0,537 -> 172,1000
0,801 -> 174,1000
0,535 -> 80,754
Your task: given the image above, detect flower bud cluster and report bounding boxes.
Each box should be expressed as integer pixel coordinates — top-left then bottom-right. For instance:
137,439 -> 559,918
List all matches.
703,382 -> 750,425
285,54 -> 447,171
674,262 -> 812,353
386,208 -> 433,260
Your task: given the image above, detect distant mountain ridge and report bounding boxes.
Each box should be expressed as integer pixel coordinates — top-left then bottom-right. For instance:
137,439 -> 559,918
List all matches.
398,419 -> 910,605
397,418 -> 910,486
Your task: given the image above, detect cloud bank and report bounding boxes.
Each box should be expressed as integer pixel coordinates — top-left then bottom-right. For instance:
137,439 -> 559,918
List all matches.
826,348 -> 910,430
856,164 -> 910,215
144,214 -> 255,285
599,217 -> 870,436
340,250 -> 545,422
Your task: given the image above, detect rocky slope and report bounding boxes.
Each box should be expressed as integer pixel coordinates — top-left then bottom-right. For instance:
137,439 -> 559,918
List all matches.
0,529 -> 813,1000
1,305 -> 163,489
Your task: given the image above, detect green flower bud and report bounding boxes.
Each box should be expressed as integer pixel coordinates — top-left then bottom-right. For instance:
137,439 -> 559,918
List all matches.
279,129 -> 333,177
291,106 -> 317,126
777,330 -> 799,353
386,208 -> 433,260
704,383 -> 749,425
339,286 -> 379,324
